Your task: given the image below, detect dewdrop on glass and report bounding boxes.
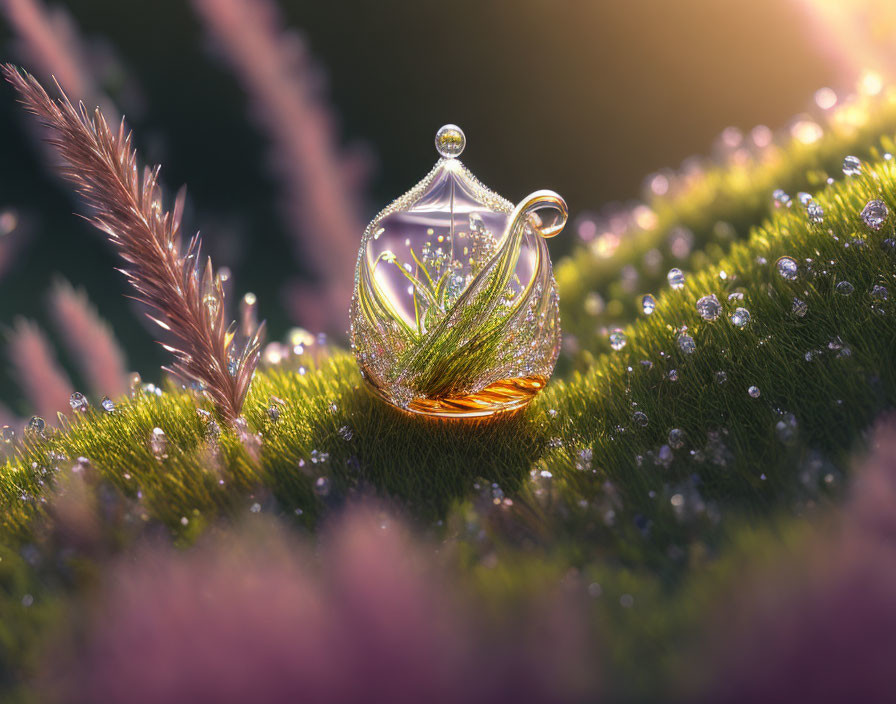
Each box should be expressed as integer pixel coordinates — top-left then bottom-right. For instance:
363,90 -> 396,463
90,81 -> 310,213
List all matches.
350,125 -> 567,417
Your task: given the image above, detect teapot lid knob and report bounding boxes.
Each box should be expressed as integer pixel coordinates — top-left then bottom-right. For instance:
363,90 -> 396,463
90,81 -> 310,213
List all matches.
435,124 -> 465,159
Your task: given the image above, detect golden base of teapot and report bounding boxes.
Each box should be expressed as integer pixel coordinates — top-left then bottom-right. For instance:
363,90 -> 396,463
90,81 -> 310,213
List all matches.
365,375 -> 547,419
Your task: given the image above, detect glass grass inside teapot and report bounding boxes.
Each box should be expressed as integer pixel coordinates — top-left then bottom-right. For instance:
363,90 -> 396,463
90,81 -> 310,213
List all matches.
350,125 -> 567,418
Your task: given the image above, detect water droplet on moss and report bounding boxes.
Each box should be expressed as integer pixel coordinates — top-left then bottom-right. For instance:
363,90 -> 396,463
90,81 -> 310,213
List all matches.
696,294 -> 721,321
609,328 -> 627,351
26,416 -> 46,436
836,280 -> 854,296
842,155 -> 862,175
667,268 -> 686,289
776,413 -> 798,444
150,427 -> 168,459
314,476 -> 331,496
772,189 -> 791,208
776,256 -> 798,280
730,307 -> 751,328
861,199 -> 889,230
668,428 -> 685,449
807,201 -> 824,224
641,294 -> 656,315
69,392 -> 88,413
677,333 -> 696,354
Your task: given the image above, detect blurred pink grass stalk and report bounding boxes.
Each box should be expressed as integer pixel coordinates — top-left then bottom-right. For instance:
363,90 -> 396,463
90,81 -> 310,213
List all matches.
48,279 -> 128,400
193,0 -> 369,334
0,210 -> 29,281
7,317 -> 73,420
702,417 -> 896,703
1,0 -> 115,117
59,504 -> 596,704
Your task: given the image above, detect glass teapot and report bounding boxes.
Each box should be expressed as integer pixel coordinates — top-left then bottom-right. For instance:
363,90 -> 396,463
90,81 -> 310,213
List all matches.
350,125 -> 567,418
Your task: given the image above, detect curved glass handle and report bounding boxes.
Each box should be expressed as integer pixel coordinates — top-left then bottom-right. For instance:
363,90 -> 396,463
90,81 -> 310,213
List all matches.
513,189 -> 568,239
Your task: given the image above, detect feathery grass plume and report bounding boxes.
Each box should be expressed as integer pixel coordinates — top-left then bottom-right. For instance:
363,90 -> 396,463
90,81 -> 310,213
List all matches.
7,317 -> 74,420
55,504 -> 595,704
48,279 -> 129,400
3,65 -> 264,424
193,0 -> 368,333
0,208 -> 28,280
1,0 -> 115,117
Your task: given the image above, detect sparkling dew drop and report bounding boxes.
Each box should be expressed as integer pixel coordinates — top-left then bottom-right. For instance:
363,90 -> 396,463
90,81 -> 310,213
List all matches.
842,155 -> 862,176
69,392 -> 88,413
609,328 -> 627,351
314,476 -> 331,497
871,284 -> 889,300
730,307 -> 751,328
835,280 -> 854,296
668,428 -> 685,449
150,427 -> 168,458
641,294 -> 656,315
860,199 -> 889,231
667,268 -> 686,290
696,294 -> 721,321
677,333 -> 696,354
776,256 -> 798,281
772,189 -> 791,208
807,201 -> 824,224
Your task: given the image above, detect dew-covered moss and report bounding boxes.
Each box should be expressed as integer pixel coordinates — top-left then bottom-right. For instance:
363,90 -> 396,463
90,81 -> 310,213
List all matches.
556,85 -> 896,366
2,145 -> 895,574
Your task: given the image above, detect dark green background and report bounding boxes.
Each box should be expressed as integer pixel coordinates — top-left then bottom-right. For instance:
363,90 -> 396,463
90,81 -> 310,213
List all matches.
0,0 -> 844,410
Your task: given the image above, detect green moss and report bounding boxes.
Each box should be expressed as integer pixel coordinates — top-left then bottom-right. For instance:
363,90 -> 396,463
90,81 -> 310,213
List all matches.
3,144 -> 895,579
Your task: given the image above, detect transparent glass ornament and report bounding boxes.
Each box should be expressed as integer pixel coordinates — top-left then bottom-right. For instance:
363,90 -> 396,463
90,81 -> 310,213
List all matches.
350,125 -> 567,417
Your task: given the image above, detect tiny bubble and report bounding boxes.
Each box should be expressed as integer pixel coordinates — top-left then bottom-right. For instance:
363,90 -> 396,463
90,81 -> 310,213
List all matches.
609,328 -> 627,351
842,155 -> 862,176
641,294 -> 656,315
776,256 -> 798,281
667,268 -> 686,290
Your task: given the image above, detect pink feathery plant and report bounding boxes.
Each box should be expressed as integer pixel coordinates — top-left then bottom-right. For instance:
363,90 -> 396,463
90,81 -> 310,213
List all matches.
1,0 -> 115,117
48,279 -> 129,400
54,504 -> 597,704
193,0 -> 369,334
7,317 -> 74,420
4,66 -> 264,423
699,417 -> 896,703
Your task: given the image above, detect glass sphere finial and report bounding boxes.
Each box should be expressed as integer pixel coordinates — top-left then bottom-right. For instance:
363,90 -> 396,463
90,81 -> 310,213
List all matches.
435,124 -> 465,159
